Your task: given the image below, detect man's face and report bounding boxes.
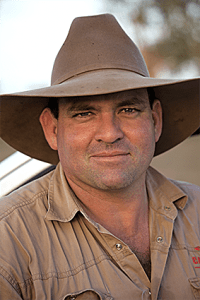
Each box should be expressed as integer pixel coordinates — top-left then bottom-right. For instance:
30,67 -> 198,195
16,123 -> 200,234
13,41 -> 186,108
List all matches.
42,89 -> 162,191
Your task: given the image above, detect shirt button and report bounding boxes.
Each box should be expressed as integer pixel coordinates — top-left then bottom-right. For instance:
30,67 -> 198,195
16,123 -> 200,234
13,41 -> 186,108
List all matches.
164,206 -> 171,211
157,236 -> 163,243
116,243 -> 123,250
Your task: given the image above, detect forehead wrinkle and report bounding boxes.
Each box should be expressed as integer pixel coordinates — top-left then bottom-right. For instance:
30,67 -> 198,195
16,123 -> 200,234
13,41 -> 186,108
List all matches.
59,88 -> 149,112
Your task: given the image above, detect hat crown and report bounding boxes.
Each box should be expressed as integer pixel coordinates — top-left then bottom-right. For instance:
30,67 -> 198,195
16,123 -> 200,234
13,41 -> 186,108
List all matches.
51,14 -> 149,85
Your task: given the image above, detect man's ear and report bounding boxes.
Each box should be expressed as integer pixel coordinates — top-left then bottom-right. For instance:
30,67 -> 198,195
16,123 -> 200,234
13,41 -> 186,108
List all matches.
39,108 -> 58,150
151,99 -> 163,143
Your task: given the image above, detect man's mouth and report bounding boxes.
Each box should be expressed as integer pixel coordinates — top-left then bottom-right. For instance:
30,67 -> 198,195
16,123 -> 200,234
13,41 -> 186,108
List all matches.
90,151 -> 130,158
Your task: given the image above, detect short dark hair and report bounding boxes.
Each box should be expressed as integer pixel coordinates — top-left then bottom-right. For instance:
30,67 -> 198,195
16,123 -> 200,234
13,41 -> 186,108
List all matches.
47,98 -> 59,119
47,88 -> 156,119
147,87 -> 156,109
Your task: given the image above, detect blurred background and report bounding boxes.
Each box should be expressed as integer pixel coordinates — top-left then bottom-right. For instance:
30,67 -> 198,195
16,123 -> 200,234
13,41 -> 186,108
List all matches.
0,0 -> 199,194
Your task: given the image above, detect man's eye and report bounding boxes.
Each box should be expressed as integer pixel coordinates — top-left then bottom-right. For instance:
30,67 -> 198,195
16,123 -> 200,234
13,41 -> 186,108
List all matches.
120,108 -> 139,114
73,111 -> 93,118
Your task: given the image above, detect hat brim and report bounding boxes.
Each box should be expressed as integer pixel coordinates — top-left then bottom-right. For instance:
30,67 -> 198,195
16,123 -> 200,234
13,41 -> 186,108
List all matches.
1,69 -> 199,165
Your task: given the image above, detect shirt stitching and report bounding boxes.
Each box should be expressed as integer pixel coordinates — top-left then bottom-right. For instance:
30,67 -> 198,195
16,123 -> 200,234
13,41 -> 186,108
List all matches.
18,254 -> 110,287
0,266 -> 22,295
0,191 -> 47,221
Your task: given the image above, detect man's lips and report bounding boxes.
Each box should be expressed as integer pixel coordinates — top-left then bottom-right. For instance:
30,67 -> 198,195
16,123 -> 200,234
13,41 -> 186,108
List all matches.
90,151 -> 130,158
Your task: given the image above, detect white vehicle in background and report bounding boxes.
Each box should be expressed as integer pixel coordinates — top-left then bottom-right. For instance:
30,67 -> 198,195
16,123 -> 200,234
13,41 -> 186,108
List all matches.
0,151 -> 55,198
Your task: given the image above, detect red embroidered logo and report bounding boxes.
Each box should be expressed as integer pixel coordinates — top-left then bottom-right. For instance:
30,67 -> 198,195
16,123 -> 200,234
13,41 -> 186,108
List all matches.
192,256 -> 200,268
195,246 -> 200,251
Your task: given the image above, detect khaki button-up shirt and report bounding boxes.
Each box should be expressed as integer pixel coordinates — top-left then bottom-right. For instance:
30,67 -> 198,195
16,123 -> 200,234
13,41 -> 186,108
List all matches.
0,163 -> 200,299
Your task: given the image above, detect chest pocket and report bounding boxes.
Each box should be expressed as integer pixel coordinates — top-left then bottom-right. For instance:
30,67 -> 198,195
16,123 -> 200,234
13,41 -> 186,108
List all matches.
63,289 -> 113,300
189,278 -> 200,299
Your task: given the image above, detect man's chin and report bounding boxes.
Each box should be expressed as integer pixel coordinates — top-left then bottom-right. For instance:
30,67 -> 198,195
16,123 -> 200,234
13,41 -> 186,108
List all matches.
90,174 -> 137,191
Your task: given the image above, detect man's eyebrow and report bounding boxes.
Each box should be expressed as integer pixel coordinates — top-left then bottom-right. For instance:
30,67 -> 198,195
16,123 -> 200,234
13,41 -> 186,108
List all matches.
116,97 -> 147,108
66,102 -> 98,112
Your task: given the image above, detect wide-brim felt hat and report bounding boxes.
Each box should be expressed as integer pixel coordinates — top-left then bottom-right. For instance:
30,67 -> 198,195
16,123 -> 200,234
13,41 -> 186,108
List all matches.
0,14 -> 199,165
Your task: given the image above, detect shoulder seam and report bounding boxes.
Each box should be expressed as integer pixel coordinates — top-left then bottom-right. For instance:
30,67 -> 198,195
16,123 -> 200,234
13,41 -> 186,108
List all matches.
0,190 -> 47,221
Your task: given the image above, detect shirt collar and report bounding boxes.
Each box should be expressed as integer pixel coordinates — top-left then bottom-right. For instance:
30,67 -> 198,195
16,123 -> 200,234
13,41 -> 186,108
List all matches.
45,163 -> 188,222
45,163 -> 81,222
146,166 -> 188,219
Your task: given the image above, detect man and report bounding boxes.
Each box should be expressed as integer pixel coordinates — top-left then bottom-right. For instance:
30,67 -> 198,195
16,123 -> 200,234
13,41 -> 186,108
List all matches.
0,14 -> 199,300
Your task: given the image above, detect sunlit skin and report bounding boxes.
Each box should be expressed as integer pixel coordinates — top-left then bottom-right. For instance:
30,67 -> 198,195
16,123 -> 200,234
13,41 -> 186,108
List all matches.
40,88 -> 162,269
40,89 -> 162,192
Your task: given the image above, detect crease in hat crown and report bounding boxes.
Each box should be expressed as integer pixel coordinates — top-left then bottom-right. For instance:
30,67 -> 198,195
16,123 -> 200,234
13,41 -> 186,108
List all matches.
51,13 -> 150,86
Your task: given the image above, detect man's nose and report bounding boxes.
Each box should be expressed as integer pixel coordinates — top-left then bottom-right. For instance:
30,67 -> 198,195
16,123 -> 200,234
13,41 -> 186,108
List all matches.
94,113 -> 124,143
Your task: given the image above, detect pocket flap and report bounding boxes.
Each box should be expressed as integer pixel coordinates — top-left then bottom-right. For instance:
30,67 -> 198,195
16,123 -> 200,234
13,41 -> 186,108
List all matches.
63,289 -> 113,300
189,278 -> 200,299
189,278 -> 200,289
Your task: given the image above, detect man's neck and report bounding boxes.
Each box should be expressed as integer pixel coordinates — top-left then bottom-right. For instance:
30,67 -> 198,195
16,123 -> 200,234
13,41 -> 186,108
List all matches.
66,174 -> 149,240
